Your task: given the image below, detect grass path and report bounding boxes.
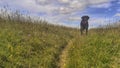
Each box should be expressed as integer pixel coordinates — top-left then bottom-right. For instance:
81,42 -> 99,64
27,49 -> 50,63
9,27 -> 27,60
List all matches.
58,32 -> 81,68
58,38 -> 76,68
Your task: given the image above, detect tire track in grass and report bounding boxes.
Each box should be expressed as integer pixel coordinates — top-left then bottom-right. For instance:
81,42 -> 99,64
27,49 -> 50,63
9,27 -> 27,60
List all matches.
58,38 -> 75,68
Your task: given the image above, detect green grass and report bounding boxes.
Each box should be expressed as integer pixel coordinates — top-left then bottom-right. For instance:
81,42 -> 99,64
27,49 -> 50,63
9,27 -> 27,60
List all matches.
0,18 -> 120,68
66,28 -> 120,68
0,19 -> 76,68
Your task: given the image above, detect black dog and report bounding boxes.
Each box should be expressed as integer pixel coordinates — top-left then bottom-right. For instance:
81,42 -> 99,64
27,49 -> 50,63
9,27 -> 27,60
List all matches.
80,16 -> 89,35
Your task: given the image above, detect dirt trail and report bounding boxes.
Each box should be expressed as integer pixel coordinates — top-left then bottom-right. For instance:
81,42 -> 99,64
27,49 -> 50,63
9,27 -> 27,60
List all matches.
58,39 -> 75,68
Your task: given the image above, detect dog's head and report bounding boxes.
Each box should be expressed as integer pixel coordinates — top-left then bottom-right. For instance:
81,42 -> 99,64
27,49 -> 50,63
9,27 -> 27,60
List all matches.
81,16 -> 89,21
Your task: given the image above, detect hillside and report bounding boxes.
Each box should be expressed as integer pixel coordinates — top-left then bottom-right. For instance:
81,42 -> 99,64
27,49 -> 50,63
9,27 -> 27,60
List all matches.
66,27 -> 120,68
0,18 -> 78,68
0,18 -> 120,68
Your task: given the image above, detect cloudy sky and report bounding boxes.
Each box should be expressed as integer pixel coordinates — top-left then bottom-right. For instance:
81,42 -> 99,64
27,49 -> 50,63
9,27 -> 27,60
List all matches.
0,0 -> 120,28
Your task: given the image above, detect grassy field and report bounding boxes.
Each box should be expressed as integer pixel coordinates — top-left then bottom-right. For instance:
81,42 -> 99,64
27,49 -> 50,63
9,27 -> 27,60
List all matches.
0,17 -> 120,68
66,27 -> 120,68
0,19 -> 77,68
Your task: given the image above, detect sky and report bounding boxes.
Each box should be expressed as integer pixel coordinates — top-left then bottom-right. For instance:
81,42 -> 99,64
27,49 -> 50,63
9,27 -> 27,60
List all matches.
0,0 -> 120,28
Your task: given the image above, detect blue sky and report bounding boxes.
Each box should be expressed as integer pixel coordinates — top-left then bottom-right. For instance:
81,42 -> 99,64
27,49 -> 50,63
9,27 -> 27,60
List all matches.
0,0 -> 120,28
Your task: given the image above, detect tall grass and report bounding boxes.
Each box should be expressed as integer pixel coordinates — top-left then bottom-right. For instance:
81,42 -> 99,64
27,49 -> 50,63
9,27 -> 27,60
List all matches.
0,6 -> 77,68
66,25 -> 120,68
0,6 -> 120,68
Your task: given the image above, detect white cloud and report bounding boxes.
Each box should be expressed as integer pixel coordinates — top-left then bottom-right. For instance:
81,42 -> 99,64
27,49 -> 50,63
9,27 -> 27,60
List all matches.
68,16 -> 81,21
0,0 -> 114,28
88,0 -> 109,4
114,13 -> 120,17
90,3 -> 111,8
89,17 -> 116,28
58,0 -> 69,3
0,0 -> 112,14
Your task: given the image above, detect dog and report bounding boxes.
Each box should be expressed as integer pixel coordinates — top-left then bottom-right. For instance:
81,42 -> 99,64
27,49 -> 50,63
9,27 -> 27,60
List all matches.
80,16 -> 89,35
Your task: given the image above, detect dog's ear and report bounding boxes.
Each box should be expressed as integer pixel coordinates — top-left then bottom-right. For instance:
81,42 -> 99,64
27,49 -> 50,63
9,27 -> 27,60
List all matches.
81,16 -> 84,19
86,16 -> 89,20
